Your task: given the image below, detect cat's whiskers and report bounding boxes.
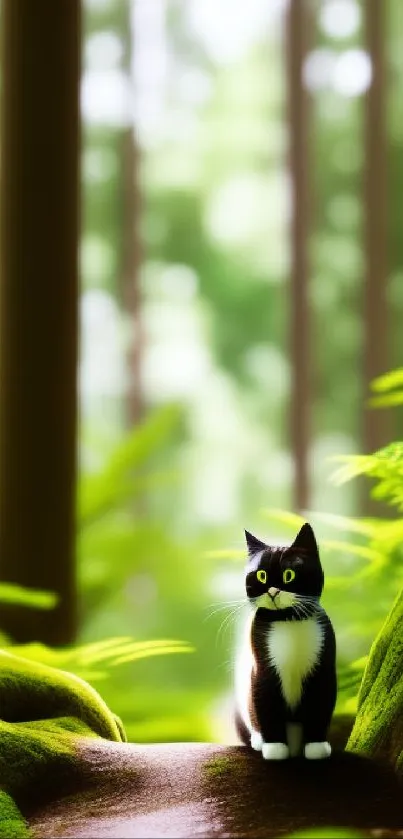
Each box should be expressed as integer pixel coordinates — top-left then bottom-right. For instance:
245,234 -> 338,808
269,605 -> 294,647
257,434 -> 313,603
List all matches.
203,599 -> 246,623
216,602 -> 248,648
292,598 -> 313,620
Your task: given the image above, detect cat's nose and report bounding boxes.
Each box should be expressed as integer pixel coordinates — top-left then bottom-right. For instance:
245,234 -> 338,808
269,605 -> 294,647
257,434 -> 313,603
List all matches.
268,587 -> 280,599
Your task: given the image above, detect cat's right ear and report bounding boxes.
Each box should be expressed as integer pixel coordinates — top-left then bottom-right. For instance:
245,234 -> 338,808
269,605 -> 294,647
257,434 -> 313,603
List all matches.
244,530 -> 267,557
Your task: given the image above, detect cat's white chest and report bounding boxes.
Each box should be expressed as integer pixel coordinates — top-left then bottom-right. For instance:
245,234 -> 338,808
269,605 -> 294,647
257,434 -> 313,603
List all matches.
266,618 -> 324,709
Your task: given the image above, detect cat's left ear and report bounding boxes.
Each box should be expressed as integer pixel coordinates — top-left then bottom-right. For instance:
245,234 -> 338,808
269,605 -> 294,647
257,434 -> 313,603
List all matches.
245,530 -> 267,557
292,522 -> 319,559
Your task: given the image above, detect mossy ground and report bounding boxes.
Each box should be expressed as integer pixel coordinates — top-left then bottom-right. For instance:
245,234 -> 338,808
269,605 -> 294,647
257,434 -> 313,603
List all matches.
0,649 -> 126,835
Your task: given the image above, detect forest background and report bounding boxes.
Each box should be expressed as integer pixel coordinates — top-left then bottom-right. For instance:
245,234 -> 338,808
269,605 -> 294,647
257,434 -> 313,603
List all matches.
1,0 -> 402,747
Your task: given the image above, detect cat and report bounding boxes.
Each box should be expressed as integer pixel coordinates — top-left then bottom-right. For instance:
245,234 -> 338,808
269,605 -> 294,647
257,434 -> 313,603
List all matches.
235,522 -> 337,760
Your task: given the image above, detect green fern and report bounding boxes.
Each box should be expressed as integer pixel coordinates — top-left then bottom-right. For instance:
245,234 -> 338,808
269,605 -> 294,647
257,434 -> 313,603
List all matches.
6,636 -> 194,683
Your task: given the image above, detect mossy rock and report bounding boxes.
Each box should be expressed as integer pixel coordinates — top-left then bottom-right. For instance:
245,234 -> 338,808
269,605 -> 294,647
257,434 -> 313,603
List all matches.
0,790 -> 31,839
347,589 -> 403,775
0,649 -> 126,836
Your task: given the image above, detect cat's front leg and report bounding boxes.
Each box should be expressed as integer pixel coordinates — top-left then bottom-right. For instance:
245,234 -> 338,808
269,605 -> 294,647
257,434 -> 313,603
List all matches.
251,726 -> 289,759
250,729 -> 264,751
252,673 -> 289,760
300,662 -> 336,760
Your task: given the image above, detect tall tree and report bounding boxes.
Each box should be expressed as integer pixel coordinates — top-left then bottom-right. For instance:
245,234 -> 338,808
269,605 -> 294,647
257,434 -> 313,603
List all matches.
0,0 -> 81,644
362,0 -> 389,512
119,3 -> 144,427
286,0 -> 312,513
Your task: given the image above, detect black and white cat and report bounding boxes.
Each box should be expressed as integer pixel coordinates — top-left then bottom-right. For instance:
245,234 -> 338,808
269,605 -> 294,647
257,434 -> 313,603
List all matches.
235,522 -> 337,760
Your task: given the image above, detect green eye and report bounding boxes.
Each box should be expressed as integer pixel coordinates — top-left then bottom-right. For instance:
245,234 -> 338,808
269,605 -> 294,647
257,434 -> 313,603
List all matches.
283,568 -> 296,585
257,570 -> 267,584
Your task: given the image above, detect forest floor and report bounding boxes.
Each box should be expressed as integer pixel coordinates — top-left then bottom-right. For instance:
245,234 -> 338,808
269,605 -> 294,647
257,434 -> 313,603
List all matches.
27,741 -> 403,839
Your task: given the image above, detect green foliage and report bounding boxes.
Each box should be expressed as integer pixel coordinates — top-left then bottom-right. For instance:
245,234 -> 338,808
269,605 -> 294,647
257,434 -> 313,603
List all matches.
8,637 -> 194,684
0,583 -> 57,610
369,367 -> 403,408
75,403 -> 221,743
79,403 -> 183,527
332,442 -> 403,510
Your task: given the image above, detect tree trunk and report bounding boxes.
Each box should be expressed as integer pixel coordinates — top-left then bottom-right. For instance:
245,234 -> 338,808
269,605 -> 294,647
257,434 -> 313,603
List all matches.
347,588 -> 403,776
119,4 -> 144,428
362,0 -> 390,516
0,0 -> 81,644
286,0 -> 312,513
120,128 -> 144,428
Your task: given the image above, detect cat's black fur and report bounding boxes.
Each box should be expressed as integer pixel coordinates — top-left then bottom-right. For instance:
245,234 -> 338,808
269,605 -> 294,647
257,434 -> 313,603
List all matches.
235,522 -> 337,759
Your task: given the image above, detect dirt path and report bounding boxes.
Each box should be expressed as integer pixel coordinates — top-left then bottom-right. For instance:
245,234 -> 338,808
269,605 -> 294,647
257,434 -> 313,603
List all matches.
28,742 -> 403,838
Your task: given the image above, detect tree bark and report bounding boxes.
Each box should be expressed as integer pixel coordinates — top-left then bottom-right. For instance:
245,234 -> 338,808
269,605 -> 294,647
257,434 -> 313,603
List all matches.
286,0 -> 312,513
0,0 -> 81,644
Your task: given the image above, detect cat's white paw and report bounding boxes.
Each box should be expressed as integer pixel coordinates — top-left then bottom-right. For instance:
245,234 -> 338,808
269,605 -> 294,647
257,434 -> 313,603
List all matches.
250,731 -> 263,751
304,741 -> 331,760
262,742 -> 290,760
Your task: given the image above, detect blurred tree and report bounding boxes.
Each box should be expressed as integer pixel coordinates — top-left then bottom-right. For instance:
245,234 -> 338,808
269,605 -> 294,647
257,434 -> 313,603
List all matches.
119,4 -> 144,427
286,0 -> 312,512
362,0 -> 389,486
0,0 -> 81,644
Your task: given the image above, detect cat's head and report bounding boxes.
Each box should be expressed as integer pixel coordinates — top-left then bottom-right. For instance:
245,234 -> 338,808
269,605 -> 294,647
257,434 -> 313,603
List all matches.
244,522 -> 324,620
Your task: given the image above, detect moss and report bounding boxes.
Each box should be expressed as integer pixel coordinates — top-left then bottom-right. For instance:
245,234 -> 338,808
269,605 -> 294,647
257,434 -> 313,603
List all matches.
0,649 -> 124,741
287,829 -> 365,838
203,755 -> 234,778
346,589 -> 403,775
0,648 -> 127,831
0,791 -> 31,838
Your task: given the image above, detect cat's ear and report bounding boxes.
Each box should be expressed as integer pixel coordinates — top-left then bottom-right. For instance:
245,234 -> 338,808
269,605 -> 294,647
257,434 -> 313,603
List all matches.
244,530 -> 267,557
292,522 -> 319,558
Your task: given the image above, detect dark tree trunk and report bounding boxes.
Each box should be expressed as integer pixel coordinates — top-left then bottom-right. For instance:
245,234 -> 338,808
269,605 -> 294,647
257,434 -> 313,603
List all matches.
362,0 -> 389,510
286,0 -> 312,513
0,0 -> 81,644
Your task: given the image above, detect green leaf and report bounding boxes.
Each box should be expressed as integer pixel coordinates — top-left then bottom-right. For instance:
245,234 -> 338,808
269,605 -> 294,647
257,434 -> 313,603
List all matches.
79,404 -> 182,527
321,539 -> 383,564
310,511 -> 378,537
260,508 -> 306,530
8,636 -> 195,675
369,391 -> 403,408
330,455 -> 376,486
0,583 -> 57,610
371,367 -> 403,392
110,642 -> 194,666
